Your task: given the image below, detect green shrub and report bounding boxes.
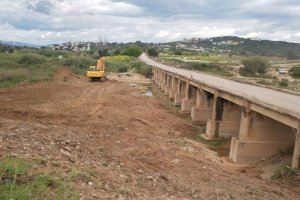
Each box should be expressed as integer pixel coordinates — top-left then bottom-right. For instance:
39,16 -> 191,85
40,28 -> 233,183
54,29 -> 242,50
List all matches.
182,62 -> 233,76
38,49 -> 68,58
63,56 -> 94,69
0,44 -> 8,52
174,49 -> 182,55
18,54 -> 46,65
240,57 -> 270,76
122,45 -> 142,57
279,78 -> 289,87
8,48 -> 14,54
147,48 -> 159,57
113,49 -> 121,55
0,70 -> 28,87
289,66 -> 300,79
105,55 -> 133,62
131,61 -> 152,77
117,66 -> 128,73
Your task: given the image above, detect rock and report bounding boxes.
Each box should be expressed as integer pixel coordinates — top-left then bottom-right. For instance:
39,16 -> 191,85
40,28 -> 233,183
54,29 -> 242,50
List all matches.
63,146 -> 72,152
104,184 -> 110,190
60,149 -> 72,157
182,146 -> 195,152
88,182 -> 93,186
147,176 -> 154,180
0,137 -> 3,148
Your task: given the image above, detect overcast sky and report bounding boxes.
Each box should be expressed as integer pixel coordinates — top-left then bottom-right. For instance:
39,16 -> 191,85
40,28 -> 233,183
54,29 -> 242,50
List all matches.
0,0 -> 300,45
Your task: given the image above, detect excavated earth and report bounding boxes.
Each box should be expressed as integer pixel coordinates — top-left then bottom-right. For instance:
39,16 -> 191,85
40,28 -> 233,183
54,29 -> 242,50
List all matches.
0,69 -> 299,199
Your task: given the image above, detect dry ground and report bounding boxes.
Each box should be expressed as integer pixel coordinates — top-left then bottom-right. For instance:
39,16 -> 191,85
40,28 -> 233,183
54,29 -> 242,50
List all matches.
0,69 -> 299,199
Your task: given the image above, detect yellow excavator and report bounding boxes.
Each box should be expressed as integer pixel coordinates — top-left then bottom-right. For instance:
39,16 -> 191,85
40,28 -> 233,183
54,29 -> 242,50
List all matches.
86,57 -> 106,82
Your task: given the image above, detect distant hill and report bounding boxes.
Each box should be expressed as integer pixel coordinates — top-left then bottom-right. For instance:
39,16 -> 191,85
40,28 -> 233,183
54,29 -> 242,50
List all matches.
155,36 -> 300,57
161,36 -> 300,57
0,40 -> 40,48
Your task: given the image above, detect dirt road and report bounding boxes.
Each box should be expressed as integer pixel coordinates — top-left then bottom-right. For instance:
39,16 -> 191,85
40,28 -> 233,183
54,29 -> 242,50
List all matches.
0,69 -> 299,199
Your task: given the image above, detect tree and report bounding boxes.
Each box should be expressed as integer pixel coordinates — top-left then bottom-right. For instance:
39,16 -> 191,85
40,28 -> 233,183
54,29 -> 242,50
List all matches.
0,44 -> 7,53
122,45 -> 142,57
113,49 -> 121,55
289,66 -> 300,79
239,57 -> 270,76
98,48 -> 108,57
8,48 -> 14,54
147,48 -> 158,57
174,49 -> 182,55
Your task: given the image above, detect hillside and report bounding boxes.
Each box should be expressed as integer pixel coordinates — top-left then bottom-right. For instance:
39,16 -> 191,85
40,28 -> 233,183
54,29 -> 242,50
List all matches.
163,36 -> 300,57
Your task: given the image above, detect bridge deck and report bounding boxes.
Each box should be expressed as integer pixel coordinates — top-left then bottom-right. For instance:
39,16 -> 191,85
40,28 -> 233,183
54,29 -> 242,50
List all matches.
140,53 -> 300,120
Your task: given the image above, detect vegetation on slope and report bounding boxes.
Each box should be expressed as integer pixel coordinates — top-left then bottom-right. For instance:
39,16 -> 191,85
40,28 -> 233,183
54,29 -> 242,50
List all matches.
0,44 -> 151,88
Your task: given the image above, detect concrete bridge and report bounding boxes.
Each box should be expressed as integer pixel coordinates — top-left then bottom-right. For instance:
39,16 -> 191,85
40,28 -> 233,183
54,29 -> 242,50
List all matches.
140,53 -> 300,169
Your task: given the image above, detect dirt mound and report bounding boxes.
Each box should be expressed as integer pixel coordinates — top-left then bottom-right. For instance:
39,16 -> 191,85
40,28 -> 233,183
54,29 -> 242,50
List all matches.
53,67 -> 79,82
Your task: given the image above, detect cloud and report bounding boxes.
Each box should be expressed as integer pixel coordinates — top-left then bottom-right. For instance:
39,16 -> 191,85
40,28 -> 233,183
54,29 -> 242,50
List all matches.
0,0 -> 300,44
26,0 -> 54,14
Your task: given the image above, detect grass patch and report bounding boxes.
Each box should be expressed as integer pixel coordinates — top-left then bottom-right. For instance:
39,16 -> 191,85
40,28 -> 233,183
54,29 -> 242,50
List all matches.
105,55 -> 133,62
0,156 -> 78,200
271,165 -> 300,181
195,134 -> 225,147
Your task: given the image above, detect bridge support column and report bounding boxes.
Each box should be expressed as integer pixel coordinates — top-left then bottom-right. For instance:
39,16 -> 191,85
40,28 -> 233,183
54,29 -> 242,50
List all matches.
161,73 -> 167,91
229,110 -> 295,164
292,123 -> 300,169
158,71 -> 163,89
181,81 -> 192,113
205,95 -> 242,139
168,76 -> 176,99
191,89 -> 212,123
164,75 -> 171,96
205,94 -> 221,138
174,79 -> 183,106
152,69 -> 157,84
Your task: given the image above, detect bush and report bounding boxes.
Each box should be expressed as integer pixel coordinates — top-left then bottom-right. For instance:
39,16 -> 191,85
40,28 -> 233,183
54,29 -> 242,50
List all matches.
105,55 -> 132,62
117,66 -> 128,73
279,78 -> 289,87
63,56 -> 94,69
147,48 -> 159,57
113,49 -> 121,55
18,54 -> 46,65
130,61 -> 153,77
174,49 -> 182,55
8,48 -> 14,54
0,44 -> 7,53
240,57 -> 270,76
122,45 -> 142,57
289,66 -> 300,79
